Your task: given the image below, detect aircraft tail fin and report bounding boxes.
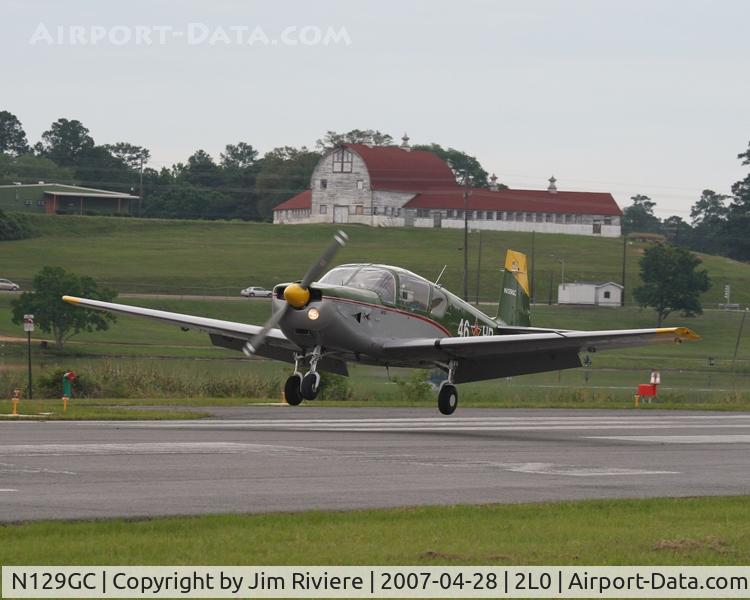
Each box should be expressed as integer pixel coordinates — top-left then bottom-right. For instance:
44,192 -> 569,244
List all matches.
497,249 -> 531,327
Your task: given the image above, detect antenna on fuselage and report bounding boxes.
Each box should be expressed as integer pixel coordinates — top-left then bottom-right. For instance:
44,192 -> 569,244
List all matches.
434,265 -> 447,286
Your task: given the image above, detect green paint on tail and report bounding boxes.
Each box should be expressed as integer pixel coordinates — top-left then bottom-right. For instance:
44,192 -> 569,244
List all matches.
497,249 -> 531,327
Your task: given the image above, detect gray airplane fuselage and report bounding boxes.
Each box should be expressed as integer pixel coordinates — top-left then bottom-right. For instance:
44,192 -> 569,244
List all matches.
274,264 -> 500,367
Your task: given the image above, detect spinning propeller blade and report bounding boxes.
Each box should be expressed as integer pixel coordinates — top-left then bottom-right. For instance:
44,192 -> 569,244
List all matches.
244,230 -> 348,355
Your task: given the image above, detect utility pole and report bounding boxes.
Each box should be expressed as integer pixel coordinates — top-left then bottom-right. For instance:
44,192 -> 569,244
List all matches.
462,173 -> 471,301
620,234 -> 627,307
475,229 -> 482,305
732,309 -> 747,387
530,230 -> 536,304
23,314 -> 34,399
138,153 -> 145,218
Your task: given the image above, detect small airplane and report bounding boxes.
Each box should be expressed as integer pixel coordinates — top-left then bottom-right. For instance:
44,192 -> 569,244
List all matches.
63,231 -> 699,415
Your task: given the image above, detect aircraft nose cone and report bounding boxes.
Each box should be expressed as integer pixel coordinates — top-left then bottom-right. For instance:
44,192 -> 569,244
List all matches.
283,283 -> 311,308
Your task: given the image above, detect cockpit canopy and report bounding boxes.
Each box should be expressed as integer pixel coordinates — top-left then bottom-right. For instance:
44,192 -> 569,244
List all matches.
318,264 -> 448,317
319,265 -> 396,303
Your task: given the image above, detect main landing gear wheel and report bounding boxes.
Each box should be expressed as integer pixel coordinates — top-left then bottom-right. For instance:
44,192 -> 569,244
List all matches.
284,374 -> 304,406
438,383 -> 458,415
300,371 -> 321,400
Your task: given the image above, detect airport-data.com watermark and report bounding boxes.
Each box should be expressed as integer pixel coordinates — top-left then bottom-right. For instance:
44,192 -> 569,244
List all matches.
29,23 -> 352,47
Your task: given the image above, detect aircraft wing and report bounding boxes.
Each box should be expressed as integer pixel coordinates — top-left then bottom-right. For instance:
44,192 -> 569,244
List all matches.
60,295 -> 343,371
380,327 -> 699,383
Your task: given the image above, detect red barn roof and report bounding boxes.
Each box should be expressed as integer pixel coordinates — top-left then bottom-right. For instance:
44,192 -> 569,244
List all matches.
346,144 -> 459,192
404,188 -> 622,216
274,189 -> 311,211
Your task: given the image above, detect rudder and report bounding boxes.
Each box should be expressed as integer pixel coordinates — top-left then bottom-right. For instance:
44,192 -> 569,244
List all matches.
497,249 -> 531,326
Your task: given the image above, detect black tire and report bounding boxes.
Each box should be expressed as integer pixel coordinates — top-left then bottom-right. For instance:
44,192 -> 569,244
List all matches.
300,372 -> 321,400
437,383 -> 458,415
284,374 -> 303,406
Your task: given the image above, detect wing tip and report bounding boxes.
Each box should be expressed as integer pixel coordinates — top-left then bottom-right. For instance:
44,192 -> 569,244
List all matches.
656,326 -> 701,341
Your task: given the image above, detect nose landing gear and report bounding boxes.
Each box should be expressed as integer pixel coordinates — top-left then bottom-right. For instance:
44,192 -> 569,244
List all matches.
283,347 -> 323,405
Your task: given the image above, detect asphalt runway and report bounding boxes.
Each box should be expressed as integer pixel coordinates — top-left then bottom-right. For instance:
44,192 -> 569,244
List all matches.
1,407 -> 750,521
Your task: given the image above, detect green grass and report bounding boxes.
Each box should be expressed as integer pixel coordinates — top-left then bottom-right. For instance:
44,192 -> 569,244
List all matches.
1,497 -> 749,564
1,214 -> 749,304
0,398 -> 207,420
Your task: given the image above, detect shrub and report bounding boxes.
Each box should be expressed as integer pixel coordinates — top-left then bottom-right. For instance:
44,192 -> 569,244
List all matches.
0,210 -> 31,241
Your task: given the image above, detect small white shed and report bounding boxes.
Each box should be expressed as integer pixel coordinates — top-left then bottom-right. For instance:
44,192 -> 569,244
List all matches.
557,282 -> 623,306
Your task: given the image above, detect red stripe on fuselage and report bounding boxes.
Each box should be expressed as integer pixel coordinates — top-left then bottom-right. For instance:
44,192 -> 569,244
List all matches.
325,295 -> 452,337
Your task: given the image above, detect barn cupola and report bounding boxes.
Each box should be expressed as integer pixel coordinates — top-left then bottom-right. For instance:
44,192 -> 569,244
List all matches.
547,175 -> 558,194
489,173 -> 499,191
400,133 -> 411,151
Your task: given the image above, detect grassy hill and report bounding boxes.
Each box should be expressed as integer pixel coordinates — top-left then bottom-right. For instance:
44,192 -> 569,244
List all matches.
1,214 -> 749,305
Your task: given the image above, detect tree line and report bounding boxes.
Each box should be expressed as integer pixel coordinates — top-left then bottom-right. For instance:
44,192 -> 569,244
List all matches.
621,141 -> 750,261
0,112 -> 492,222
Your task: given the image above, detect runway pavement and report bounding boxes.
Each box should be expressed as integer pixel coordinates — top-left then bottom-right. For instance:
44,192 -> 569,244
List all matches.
1,407 -> 749,521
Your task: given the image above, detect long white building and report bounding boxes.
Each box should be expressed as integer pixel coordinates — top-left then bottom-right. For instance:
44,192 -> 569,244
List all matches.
273,141 -> 622,237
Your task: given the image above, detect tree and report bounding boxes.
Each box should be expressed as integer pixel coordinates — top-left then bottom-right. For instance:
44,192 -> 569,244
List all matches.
633,244 -> 711,326
181,149 -> 223,188
74,146 -> 133,193
0,110 -> 29,155
35,118 -> 94,166
220,142 -> 260,219
103,142 -> 151,171
621,194 -> 661,234
661,215 -> 693,246
220,142 -> 258,169
724,141 -> 750,260
0,153 -> 75,185
255,146 -> 321,220
411,143 -> 490,187
143,182 -> 235,219
689,189 -> 728,253
316,129 -> 393,151
11,267 -> 117,348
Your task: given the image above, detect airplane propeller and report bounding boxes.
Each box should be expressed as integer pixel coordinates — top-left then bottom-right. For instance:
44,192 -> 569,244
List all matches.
243,230 -> 348,356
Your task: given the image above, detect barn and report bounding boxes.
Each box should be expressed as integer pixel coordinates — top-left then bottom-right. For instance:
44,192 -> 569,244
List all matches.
273,140 -> 622,237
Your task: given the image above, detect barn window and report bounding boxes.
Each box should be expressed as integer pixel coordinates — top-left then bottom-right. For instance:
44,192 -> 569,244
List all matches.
319,204 -> 328,214
357,180 -> 364,190
332,149 -> 353,173
320,179 -> 327,189
604,217 -> 612,225
604,291 -> 611,299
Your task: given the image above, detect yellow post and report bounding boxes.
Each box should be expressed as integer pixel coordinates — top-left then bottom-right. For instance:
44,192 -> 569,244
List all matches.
11,388 -> 21,416
62,396 -> 69,412
634,394 -> 640,407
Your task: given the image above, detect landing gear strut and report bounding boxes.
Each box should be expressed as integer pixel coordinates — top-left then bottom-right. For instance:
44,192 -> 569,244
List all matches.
300,346 -> 323,400
437,360 -> 458,415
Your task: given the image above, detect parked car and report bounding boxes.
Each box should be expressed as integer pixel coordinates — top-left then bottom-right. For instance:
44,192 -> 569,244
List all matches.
240,286 -> 272,298
0,278 -> 19,291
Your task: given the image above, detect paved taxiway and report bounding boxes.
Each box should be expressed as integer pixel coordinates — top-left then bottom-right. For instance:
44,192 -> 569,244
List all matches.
1,407 -> 749,521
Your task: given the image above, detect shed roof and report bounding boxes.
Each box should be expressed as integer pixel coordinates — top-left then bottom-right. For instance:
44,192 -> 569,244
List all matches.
45,191 -> 139,200
273,189 -> 312,211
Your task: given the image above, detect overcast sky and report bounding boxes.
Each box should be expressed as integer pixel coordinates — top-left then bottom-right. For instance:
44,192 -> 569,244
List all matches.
3,0 -> 749,218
